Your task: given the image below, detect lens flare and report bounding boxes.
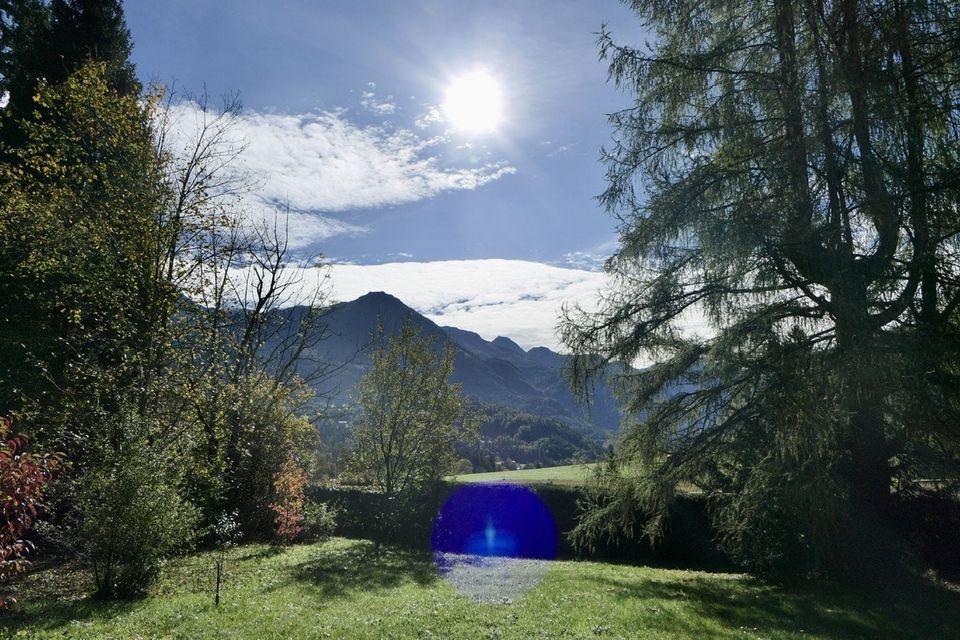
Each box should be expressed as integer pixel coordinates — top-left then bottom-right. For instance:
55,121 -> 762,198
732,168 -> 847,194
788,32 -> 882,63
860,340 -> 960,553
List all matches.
432,483 -> 557,603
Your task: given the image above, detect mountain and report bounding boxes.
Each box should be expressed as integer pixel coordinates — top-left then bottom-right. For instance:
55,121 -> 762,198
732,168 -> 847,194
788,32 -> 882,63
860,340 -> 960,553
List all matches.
299,291 -> 623,439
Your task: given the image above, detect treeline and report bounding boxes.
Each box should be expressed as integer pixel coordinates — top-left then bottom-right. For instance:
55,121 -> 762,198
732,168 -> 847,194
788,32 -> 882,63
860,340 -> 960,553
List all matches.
314,401 -> 604,478
459,404 -> 603,472
0,1 -> 331,599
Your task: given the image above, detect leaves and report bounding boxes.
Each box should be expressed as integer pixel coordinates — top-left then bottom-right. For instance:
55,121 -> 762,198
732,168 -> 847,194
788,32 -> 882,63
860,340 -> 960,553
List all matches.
0,416 -> 61,608
269,456 -> 309,543
352,320 -> 478,498
565,0 -> 960,576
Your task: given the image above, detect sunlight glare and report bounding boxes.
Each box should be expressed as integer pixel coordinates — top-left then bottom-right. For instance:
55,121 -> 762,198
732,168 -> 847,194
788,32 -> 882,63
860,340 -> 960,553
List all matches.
443,70 -> 503,134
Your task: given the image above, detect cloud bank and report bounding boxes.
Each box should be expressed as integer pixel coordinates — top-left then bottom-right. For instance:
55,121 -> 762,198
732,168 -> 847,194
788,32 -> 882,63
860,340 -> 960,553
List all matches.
328,259 -> 608,351
223,258 -> 709,363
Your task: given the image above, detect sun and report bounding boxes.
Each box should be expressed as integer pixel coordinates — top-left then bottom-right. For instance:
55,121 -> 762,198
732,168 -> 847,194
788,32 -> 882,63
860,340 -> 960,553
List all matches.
442,70 -> 503,134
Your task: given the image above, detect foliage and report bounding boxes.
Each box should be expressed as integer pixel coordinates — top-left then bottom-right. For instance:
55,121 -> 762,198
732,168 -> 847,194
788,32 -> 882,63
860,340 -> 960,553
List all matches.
308,486 -> 442,548
73,409 -> 198,599
462,404 -> 603,471
0,416 -> 60,609
313,409 -> 356,479
301,501 -> 337,541
0,5 -> 334,597
211,510 -> 241,550
0,55 -> 329,537
0,61 -> 166,434
46,0 -> 138,94
269,455 -> 308,543
2,539 -> 960,639
210,509 -> 240,607
451,457 -> 473,476
155,111 -> 333,534
211,374 -> 319,538
0,0 -> 138,143
563,0 -> 960,576
351,320 -> 478,498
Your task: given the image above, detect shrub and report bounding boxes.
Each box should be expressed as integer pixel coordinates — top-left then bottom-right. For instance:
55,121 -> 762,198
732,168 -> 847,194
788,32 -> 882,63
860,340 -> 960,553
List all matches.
218,376 -> 319,539
269,456 -> 308,543
302,501 -> 337,541
452,458 -> 473,476
75,416 -> 198,599
213,510 -> 242,549
0,417 -> 61,609
211,510 -> 241,607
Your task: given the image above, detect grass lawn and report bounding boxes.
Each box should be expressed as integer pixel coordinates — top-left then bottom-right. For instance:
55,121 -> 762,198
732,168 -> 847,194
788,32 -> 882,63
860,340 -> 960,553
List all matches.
450,463 -> 596,487
2,538 -> 958,639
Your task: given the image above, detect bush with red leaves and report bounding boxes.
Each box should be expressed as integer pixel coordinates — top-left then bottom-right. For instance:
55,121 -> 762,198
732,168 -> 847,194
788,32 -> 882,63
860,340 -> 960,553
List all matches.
269,456 -> 308,543
0,416 -> 61,609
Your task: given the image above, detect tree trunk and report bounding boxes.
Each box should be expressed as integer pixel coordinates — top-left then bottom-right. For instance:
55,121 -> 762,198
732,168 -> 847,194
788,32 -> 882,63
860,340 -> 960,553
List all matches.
835,314 -> 892,518
846,400 -> 891,514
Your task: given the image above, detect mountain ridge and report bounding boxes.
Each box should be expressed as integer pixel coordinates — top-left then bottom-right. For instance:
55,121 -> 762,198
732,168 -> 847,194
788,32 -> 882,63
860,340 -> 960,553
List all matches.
300,291 -> 622,438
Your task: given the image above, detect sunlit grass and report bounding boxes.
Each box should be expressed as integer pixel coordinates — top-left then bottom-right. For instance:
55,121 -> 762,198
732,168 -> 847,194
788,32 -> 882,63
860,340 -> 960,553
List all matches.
450,464 -> 703,495
450,463 -> 597,487
2,538 -> 957,639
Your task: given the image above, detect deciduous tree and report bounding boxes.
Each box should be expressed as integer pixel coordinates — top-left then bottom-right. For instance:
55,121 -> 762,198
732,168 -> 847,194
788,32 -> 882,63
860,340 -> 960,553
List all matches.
352,320 -> 477,498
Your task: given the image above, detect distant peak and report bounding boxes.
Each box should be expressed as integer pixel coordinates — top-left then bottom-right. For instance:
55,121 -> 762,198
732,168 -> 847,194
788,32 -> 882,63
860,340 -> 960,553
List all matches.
492,336 -> 524,353
528,346 -> 555,354
352,291 -> 405,305
443,325 -> 481,339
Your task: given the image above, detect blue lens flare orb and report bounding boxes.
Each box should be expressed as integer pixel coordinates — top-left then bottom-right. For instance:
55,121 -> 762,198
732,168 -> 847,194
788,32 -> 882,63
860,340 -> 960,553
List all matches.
431,483 -> 558,603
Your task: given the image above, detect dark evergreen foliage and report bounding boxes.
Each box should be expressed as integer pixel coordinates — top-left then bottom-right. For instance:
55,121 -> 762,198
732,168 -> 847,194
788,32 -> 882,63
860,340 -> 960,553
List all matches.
0,0 -> 138,143
564,0 -> 960,577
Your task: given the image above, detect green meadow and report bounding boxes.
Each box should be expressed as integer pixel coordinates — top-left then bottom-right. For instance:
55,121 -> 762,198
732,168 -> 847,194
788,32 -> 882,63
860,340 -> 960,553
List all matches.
450,464 -> 597,487
2,538 -> 957,640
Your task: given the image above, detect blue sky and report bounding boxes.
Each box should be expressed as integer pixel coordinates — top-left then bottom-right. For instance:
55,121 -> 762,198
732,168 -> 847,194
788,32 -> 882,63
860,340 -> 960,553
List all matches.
124,0 -> 652,349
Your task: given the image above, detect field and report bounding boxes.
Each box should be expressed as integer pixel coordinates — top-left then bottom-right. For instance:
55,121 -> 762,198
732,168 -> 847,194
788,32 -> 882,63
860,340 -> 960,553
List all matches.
450,463 -> 596,487
451,464 -> 701,495
2,538 -> 958,639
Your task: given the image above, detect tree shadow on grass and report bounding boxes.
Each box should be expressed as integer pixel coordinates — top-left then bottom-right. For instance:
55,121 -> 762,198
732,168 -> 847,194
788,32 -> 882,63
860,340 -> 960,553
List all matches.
283,540 -> 439,600
587,573 -> 960,640
0,565 -> 139,636
0,598 -> 140,634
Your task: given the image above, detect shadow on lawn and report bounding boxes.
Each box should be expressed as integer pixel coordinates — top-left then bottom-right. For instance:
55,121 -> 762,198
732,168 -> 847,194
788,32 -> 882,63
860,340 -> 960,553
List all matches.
0,591 -> 139,635
587,573 -> 960,640
284,540 -> 439,600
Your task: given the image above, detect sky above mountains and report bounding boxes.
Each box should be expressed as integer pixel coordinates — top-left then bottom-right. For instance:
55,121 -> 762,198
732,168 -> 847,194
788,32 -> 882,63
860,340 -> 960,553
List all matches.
124,0 -> 650,349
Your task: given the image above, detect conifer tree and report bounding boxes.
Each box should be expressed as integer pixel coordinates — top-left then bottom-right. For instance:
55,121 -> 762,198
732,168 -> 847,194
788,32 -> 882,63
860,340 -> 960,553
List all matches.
0,0 -> 138,136
564,0 -> 960,575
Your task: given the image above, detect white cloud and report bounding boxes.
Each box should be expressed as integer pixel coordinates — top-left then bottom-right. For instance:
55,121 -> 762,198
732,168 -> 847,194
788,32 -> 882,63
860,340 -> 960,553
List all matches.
360,90 -> 397,115
328,259 -> 609,351
555,251 -> 608,272
165,102 -> 516,248
242,201 -> 366,251
222,258 -> 710,364
229,110 -> 515,212
414,106 -> 443,129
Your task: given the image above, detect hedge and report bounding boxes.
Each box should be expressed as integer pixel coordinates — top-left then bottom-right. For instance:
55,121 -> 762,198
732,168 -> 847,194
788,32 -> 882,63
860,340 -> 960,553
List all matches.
307,482 -> 732,570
